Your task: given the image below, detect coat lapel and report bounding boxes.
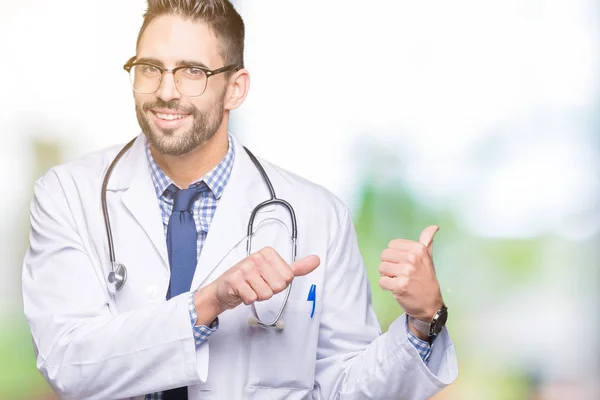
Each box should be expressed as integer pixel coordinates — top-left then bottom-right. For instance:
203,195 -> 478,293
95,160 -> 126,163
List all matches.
107,134 -> 170,271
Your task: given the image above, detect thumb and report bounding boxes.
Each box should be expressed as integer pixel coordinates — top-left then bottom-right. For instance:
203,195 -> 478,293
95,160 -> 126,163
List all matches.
419,225 -> 439,253
290,255 -> 321,277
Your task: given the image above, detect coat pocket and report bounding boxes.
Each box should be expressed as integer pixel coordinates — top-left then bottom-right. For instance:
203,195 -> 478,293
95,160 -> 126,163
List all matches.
246,299 -> 323,390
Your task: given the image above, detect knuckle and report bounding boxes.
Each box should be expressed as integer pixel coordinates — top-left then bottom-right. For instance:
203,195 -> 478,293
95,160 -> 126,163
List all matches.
250,252 -> 264,266
261,246 -> 275,257
272,280 -> 287,293
244,270 -> 260,284
379,249 -> 387,261
245,293 -> 258,305
395,278 -> 409,295
242,298 -> 253,306
396,285 -> 408,296
416,243 -> 427,257
238,265 -> 251,279
379,262 -> 392,275
259,289 -> 274,301
243,257 -> 256,271
406,252 -> 418,265
282,268 -> 294,283
227,271 -> 241,285
246,269 -> 260,283
380,249 -> 391,261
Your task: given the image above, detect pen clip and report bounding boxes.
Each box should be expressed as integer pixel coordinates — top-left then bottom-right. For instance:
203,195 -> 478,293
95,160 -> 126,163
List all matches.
307,284 -> 316,318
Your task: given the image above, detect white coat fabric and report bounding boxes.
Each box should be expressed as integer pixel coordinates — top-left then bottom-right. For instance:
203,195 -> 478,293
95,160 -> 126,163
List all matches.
22,133 -> 457,400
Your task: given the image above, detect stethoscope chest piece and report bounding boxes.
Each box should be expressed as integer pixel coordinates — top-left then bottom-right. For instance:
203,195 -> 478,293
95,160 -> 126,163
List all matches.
107,263 -> 127,293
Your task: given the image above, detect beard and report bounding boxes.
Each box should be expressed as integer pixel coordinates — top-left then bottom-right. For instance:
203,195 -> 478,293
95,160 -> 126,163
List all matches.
135,93 -> 225,156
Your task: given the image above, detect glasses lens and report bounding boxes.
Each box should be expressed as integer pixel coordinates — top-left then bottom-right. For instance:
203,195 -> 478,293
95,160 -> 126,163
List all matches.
129,64 -> 161,94
174,67 -> 208,97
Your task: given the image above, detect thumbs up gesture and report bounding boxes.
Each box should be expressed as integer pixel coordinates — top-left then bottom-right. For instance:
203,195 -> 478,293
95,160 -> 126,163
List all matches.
378,225 -> 444,323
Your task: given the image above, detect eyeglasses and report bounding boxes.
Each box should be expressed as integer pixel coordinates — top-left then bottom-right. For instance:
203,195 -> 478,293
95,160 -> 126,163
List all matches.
123,56 -> 238,97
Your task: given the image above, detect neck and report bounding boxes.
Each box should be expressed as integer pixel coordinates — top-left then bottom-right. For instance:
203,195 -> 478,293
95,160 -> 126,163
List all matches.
150,129 -> 230,189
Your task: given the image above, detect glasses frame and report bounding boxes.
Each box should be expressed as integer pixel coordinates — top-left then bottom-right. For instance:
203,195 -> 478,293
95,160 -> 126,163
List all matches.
123,56 -> 239,97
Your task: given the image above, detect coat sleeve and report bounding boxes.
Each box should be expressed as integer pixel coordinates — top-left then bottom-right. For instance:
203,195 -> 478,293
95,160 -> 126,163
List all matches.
21,173 -> 209,400
314,204 -> 458,400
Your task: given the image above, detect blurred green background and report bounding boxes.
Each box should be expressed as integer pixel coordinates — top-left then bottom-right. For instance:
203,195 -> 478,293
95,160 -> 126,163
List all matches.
2,0 -> 598,399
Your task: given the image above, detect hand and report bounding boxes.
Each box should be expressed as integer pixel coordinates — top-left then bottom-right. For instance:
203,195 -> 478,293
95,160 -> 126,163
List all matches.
378,225 -> 444,322
203,247 -> 320,315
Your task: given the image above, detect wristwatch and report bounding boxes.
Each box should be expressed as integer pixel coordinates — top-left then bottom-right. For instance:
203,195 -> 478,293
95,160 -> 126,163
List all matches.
408,304 -> 448,337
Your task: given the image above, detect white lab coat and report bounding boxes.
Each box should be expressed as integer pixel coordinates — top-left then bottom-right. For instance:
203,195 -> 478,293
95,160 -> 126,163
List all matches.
22,133 -> 457,400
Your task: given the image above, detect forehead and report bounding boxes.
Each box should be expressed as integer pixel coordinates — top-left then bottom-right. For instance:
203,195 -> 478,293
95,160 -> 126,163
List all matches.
137,14 -> 223,67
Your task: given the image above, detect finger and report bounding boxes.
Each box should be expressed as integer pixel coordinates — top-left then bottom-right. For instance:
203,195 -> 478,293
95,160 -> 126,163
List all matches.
379,275 -> 409,295
380,248 -> 401,263
419,225 -> 439,253
378,276 -> 396,291
290,255 -> 321,276
234,281 -> 258,305
387,239 -> 422,251
380,247 -> 420,263
378,261 -> 402,277
245,271 -> 274,301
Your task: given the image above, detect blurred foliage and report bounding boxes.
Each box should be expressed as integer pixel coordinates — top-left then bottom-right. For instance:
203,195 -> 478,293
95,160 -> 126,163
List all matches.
0,138 -> 63,400
0,318 -> 54,400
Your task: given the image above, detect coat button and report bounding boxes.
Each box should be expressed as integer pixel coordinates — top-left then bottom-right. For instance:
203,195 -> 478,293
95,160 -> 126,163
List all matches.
146,285 -> 159,299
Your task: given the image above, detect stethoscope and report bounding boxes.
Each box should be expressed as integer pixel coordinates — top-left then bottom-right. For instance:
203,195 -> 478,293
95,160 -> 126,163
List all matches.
101,137 -> 297,329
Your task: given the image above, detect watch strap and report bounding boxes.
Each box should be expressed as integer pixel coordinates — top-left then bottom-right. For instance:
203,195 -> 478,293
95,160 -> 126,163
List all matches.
407,315 -> 431,335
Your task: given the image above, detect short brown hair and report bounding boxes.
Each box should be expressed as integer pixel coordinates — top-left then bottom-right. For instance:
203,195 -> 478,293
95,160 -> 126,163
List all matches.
136,0 -> 245,68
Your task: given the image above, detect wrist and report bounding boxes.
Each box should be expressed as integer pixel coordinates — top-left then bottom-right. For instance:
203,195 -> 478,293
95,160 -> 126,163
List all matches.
193,284 -> 223,326
414,298 -> 444,322
407,318 -> 431,342
407,302 -> 448,339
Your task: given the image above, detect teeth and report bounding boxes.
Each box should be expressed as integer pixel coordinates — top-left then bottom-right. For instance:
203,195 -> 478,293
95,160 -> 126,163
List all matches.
156,113 -> 186,121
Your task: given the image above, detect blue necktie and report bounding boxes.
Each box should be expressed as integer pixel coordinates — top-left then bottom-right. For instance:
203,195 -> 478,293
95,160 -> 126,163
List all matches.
166,186 -> 202,299
164,186 -> 202,400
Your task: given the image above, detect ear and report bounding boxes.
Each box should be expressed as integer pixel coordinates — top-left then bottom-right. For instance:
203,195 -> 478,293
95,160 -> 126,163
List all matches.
224,68 -> 250,111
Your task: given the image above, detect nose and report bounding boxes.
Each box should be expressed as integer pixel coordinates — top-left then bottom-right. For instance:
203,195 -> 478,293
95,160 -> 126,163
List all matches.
155,71 -> 181,102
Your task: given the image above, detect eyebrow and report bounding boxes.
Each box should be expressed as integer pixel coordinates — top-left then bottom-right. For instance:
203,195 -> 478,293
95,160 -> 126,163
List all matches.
136,57 -> 210,69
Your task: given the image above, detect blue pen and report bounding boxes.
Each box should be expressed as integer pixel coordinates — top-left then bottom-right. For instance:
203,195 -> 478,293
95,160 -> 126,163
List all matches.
307,284 -> 316,318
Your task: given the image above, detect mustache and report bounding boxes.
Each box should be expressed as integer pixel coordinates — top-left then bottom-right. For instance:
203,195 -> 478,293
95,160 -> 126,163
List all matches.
142,99 -> 197,115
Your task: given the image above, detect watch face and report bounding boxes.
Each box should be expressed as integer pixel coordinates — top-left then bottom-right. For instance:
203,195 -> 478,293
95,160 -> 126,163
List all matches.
433,308 -> 448,335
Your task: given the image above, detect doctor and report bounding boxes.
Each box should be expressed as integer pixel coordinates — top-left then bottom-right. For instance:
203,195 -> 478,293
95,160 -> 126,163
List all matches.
22,0 -> 457,399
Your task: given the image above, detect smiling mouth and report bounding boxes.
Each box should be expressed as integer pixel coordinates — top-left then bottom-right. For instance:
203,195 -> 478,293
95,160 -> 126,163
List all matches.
152,111 -> 190,120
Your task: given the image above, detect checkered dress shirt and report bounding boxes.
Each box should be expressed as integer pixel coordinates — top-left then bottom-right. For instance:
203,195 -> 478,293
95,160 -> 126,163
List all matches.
144,135 -> 235,400
143,135 -> 431,398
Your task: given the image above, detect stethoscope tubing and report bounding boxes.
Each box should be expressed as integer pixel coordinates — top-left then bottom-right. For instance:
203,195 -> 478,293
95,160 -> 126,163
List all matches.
101,137 -> 298,328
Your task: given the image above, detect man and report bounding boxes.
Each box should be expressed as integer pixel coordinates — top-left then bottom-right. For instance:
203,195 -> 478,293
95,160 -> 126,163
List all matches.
22,1 -> 457,399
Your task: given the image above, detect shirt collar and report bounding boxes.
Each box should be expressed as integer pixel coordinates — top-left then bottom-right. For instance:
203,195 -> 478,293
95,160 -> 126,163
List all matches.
146,134 -> 236,200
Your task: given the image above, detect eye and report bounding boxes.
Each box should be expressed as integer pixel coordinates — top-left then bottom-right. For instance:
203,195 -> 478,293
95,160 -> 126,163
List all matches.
142,65 -> 160,74
187,67 -> 203,75
135,64 -> 161,77
181,67 -> 206,79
